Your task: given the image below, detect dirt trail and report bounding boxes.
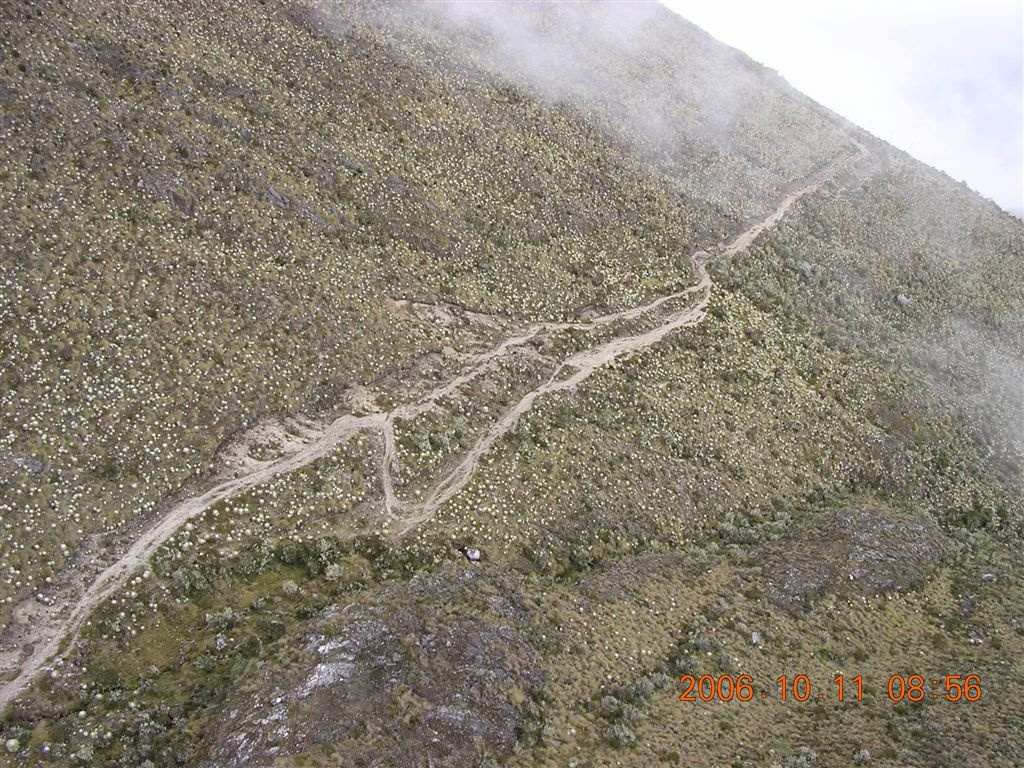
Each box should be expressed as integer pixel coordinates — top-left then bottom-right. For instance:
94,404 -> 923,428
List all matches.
391,143 -> 865,532
0,143 -> 865,714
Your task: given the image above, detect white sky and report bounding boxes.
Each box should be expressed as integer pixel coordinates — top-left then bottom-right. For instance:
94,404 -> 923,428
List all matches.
662,0 -> 1024,216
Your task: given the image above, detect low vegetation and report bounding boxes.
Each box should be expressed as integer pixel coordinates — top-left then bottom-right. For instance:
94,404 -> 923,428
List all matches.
1,1 -> 1021,766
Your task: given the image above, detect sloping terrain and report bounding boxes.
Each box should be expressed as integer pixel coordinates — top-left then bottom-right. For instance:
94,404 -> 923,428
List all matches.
1,1 -> 1022,766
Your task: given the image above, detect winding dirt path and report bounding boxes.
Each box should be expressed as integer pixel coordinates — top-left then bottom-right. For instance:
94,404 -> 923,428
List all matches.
0,142 -> 866,714
389,142 -> 866,532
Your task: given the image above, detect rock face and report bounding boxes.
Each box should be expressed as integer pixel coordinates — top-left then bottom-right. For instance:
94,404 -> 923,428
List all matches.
11,456 -> 43,474
785,259 -> 814,279
201,565 -> 543,767
762,502 -> 945,612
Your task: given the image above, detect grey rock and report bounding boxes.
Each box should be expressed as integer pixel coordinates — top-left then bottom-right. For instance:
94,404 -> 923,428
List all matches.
763,502 -> 944,613
896,293 -> 911,308
296,204 -> 331,233
170,188 -> 196,215
337,154 -> 363,175
796,260 -> 813,279
12,456 -> 43,474
202,564 -> 540,768
267,185 -> 291,210
75,744 -> 94,762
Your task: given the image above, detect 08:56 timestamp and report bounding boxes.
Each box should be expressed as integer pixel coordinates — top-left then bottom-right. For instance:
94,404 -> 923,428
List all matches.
678,673 -> 983,703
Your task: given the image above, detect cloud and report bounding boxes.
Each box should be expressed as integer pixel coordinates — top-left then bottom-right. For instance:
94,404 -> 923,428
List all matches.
663,0 -> 1024,217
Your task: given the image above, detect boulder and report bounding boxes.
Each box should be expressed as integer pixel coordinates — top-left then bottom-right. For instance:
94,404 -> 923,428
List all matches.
12,456 -> 43,474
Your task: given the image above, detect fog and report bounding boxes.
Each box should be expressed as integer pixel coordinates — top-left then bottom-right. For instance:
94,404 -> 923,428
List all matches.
919,318 -> 1024,472
424,0 -> 664,101
664,0 -> 1024,218
369,0 -> 794,156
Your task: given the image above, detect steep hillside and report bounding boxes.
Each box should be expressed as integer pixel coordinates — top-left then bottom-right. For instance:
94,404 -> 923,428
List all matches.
1,1 -> 1022,766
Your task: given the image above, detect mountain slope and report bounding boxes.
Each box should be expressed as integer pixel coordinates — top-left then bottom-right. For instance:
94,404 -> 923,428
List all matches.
1,1 -> 1022,766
